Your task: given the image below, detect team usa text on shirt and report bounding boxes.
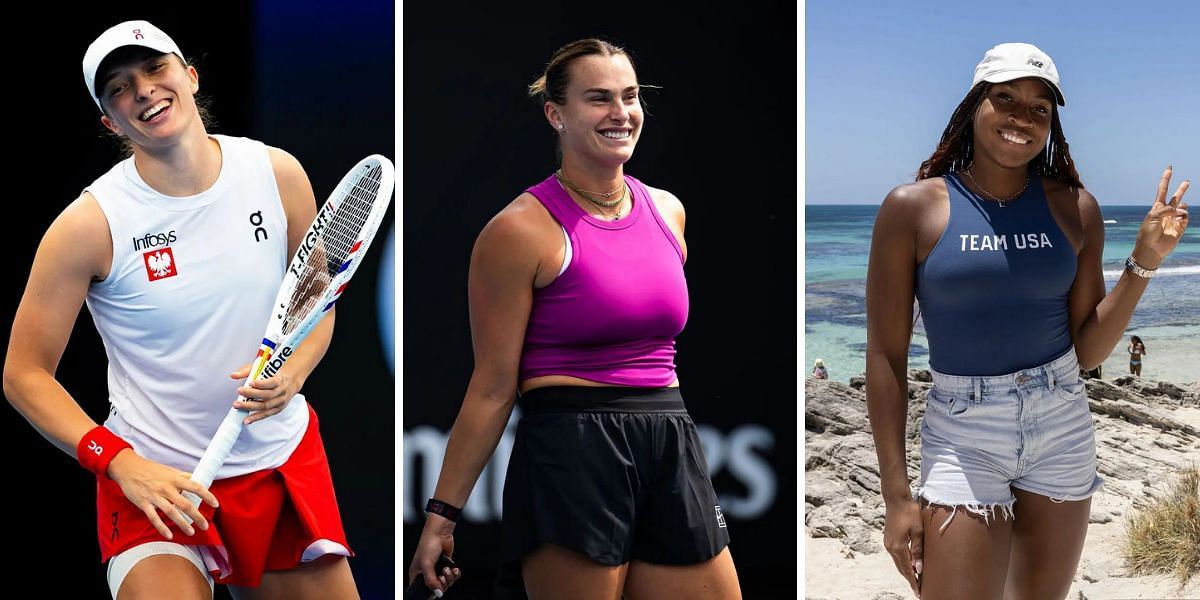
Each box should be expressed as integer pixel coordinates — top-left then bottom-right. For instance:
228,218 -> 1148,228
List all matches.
960,232 -> 1054,252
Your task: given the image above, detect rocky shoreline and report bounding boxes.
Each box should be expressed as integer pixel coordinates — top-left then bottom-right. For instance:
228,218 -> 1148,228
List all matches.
804,372 -> 1200,599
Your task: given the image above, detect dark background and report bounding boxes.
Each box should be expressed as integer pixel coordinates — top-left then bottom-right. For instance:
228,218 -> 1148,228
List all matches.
402,2 -> 798,597
0,2 -> 394,597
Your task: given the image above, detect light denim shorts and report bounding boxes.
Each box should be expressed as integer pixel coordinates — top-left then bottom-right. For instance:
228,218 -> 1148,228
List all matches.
915,347 -> 1103,531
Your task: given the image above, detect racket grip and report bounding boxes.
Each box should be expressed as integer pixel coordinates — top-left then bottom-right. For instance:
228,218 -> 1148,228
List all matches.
405,554 -> 457,599
402,580 -> 437,600
181,406 -> 250,522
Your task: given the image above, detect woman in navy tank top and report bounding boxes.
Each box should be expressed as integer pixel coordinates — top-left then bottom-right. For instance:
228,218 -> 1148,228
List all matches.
408,39 -> 741,599
865,43 -> 1189,599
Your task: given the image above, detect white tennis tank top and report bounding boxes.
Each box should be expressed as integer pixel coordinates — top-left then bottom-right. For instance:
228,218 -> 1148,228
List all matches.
84,135 -> 309,479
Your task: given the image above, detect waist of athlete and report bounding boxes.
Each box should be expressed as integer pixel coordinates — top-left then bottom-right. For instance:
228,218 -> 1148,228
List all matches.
519,374 -> 680,394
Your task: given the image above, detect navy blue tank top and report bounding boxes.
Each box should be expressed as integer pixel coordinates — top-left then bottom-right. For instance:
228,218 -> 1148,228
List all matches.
915,172 -> 1077,375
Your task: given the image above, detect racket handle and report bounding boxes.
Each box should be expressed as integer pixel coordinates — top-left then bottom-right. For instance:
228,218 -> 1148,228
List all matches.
405,554 -> 457,599
402,579 -> 438,600
181,405 -> 250,523
405,580 -> 439,600
181,490 -> 203,521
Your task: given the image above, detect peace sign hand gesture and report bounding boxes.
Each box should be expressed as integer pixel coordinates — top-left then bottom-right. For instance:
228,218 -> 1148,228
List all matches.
1133,166 -> 1190,269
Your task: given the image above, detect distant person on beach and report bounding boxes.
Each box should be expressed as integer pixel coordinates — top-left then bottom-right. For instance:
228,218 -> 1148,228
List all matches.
1128,335 -> 1147,376
812,358 -> 829,379
864,43 -> 1190,599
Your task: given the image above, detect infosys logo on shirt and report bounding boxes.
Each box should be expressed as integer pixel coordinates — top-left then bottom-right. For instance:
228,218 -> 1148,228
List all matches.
133,230 -> 177,252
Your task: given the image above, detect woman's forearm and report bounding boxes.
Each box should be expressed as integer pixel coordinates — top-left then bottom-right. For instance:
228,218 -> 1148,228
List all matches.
1075,270 -> 1152,369
865,349 -> 913,505
276,310 -> 335,390
432,380 -> 517,507
3,367 -> 99,457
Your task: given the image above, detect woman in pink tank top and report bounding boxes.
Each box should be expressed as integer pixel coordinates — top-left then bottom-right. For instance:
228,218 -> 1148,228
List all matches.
409,39 -> 742,599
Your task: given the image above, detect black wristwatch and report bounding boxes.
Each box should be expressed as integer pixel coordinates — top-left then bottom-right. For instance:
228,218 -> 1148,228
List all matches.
425,497 -> 463,522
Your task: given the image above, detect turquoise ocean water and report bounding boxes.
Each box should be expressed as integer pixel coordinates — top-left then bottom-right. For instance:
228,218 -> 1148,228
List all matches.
805,205 -> 1200,383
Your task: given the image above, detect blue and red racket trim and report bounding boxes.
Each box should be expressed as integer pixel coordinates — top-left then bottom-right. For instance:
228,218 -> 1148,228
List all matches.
324,241 -> 364,312
251,338 -> 279,378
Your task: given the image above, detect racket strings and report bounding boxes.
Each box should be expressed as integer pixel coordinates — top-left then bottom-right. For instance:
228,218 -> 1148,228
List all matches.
280,163 -> 385,336
323,166 -> 382,274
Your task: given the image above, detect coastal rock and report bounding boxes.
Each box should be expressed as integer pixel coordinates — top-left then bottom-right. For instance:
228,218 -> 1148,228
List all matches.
804,380 -> 870,435
806,372 -> 1200,556
1092,377 -> 1199,409
907,369 -> 932,383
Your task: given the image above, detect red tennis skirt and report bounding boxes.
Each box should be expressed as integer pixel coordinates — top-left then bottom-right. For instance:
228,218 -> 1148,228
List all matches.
95,403 -> 353,587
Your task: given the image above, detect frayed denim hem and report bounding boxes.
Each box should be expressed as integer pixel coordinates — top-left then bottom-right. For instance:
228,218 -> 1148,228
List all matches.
913,487 -> 1016,534
1010,477 -> 1104,505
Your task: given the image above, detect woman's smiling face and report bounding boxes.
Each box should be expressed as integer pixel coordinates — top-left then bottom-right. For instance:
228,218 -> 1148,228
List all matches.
971,78 -> 1056,168
98,49 -> 200,148
551,53 -> 643,169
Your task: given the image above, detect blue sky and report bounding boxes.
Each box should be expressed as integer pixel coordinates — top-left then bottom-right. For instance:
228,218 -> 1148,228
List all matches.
806,0 -> 1199,205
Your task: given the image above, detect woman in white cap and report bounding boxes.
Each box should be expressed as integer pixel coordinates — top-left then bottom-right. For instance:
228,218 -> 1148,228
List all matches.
4,20 -> 362,599
865,43 -> 1189,598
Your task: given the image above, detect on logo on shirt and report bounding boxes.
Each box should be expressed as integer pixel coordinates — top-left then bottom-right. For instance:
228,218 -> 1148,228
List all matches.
143,248 -> 178,281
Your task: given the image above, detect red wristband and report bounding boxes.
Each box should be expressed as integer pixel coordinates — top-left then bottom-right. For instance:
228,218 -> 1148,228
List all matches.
77,426 -> 132,477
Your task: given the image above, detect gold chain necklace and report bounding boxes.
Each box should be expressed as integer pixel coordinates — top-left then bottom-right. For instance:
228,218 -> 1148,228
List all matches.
961,168 -> 1030,207
555,169 -> 625,208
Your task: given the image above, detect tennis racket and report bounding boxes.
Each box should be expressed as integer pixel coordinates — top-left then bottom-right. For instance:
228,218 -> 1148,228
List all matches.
181,154 -> 394,515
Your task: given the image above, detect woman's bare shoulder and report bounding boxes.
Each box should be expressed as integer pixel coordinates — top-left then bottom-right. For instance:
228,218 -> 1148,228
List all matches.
39,192 -> 111,279
1043,178 -> 1100,215
491,192 -> 556,229
54,192 -> 111,245
644,184 -> 683,210
876,178 -> 947,225
475,192 -> 559,252
884,178 -> 945,207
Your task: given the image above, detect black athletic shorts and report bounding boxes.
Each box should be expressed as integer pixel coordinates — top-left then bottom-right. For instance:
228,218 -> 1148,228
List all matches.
500,386 -> 730,567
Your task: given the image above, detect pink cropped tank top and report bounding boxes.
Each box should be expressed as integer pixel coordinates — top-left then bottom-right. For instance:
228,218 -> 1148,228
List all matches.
518,173 -> 688,387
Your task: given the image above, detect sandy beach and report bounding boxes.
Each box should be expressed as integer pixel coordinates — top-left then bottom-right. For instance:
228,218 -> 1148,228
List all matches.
1098,335 -> 1199,386
806,497 -> 1200,599
806,524 -> 1200,599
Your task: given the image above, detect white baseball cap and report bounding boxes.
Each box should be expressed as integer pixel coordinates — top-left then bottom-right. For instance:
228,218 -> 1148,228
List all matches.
83,20 -> 185,111
972,42 -> 1065,107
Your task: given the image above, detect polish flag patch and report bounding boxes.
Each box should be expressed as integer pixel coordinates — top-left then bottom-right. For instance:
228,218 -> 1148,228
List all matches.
143,247 -> 178,281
